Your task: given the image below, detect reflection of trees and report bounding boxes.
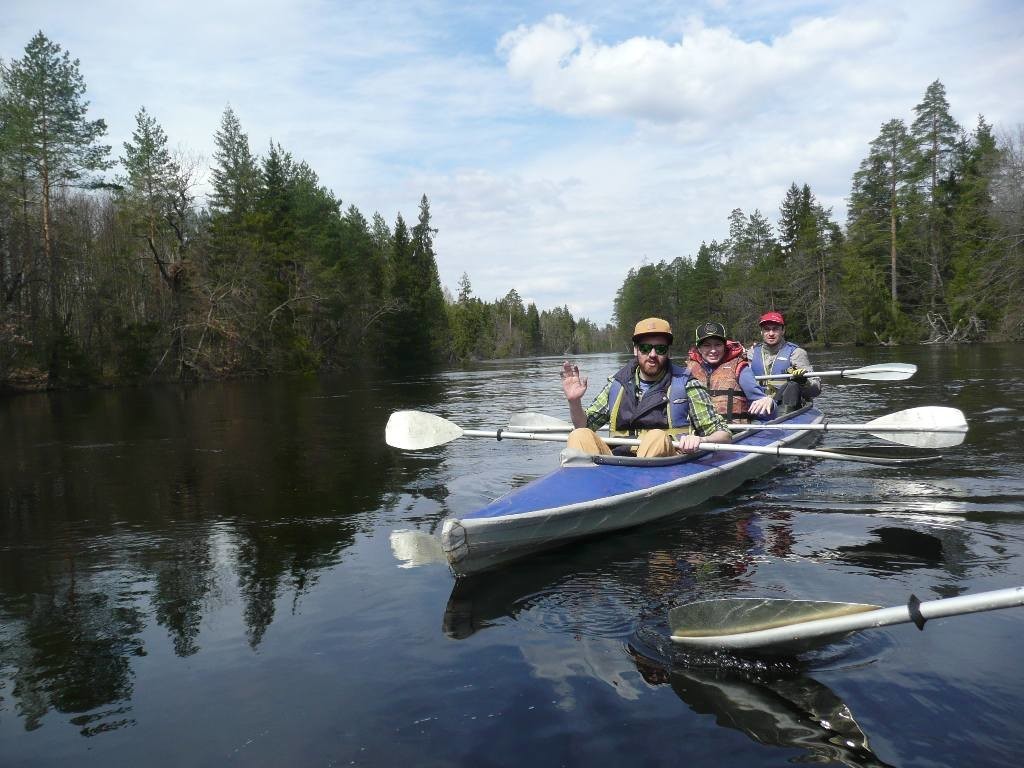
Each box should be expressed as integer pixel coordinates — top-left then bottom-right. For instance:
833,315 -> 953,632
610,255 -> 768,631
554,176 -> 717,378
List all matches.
0,370 -> 433,731
233,519 -> 356,648
631,650 -> 894,768
1,566 -> 144,736
151,535 -> 216,657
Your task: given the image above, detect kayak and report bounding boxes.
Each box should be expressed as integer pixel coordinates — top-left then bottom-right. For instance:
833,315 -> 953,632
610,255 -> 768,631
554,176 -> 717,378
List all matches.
440,405 -> 824,576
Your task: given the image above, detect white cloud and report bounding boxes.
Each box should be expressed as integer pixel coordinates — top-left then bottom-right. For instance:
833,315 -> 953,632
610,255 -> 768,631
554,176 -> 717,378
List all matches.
496,12 -> 893,127
3,0 -> 1022,324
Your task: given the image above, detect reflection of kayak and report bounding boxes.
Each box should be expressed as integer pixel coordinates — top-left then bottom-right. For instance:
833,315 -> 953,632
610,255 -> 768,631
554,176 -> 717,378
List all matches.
441,406 -> 824,576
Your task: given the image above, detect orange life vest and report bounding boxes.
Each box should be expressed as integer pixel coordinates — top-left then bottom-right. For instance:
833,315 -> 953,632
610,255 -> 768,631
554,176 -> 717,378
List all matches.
686,340 -> 750,421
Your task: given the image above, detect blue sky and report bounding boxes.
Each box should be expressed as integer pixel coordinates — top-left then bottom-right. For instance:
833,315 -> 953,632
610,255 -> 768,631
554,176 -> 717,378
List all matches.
4,1 -> 1022,324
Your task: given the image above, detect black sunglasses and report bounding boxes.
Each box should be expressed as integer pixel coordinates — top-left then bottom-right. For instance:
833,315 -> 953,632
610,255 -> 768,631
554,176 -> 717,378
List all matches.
637,342 -> 669,355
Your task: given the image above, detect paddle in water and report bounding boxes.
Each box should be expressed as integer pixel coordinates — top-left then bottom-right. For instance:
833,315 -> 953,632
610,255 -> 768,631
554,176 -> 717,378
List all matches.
668,586 -> 1024,654
385,410 -> 943,465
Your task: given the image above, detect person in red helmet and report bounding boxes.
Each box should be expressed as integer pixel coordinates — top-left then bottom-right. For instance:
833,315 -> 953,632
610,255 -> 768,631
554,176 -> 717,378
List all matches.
687,321 -> 775,422
560,317 -> 732,458
748,311 -> 821,410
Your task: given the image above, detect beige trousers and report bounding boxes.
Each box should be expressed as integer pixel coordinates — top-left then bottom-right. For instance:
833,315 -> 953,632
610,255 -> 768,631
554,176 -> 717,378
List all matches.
566,428 -> 676,458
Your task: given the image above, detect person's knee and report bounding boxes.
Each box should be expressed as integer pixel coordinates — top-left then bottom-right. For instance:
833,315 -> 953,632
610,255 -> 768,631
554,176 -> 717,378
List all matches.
637,429 -> 674,458
774,382 -> 801,410
567,427 -> 593,451
567,428 -> 612,455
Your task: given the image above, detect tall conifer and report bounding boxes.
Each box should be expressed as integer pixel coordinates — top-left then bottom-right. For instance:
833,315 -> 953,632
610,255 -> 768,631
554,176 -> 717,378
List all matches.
911,80 -> 961,309
0,32 -> 111,380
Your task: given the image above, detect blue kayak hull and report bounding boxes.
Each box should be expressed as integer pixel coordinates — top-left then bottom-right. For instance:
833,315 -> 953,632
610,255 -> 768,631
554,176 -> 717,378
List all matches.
441,407 -> 824,576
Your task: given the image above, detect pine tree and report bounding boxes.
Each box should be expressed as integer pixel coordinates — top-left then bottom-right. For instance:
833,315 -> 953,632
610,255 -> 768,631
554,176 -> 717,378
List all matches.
494,288 -> 526,355
691,242 -> 721,322
540,305 -> 576,354
0,32 -> 112,380
613,262 -> 675,339
721,208 -> 777,332
409,195 -> 448,360
386,210 -> 444,364
209,106 -> 259,221
945,117 -> 1002,332
776,183 -> 842,342
457,272 -> 473,303
257,144 -> 343,370
525,302 -> 542,354
207,106 -> 260,295
910,80 -> 962,310
987,126 -> 1024,337
848,119 -> 917,325
118,106 -> 198,376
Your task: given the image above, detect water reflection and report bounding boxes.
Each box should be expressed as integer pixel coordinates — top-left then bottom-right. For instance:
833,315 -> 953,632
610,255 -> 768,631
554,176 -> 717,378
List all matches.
2,567 -> 145,735
835,527 -> 945,566
149,533 -> 217,657
0,372 -> 444,732
4,345 -> 1024,763
442,510 -> 896,768
441,507 -> 799,640
631,649 -> 894,768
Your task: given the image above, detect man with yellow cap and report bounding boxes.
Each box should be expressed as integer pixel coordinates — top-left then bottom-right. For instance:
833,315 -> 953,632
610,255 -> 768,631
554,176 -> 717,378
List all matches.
560,317 -> 732,457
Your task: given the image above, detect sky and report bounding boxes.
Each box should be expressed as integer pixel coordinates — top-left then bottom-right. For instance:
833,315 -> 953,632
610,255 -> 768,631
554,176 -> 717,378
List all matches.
3,1 -> 1022,324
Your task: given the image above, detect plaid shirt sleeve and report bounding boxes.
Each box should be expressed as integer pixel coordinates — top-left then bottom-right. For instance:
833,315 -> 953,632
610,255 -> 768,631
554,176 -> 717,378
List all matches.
584,380 -> 612,430
685,378 -> 730,435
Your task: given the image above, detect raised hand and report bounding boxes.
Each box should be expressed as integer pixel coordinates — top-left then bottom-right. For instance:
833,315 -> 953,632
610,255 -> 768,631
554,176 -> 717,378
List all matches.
560,360 -> 588,402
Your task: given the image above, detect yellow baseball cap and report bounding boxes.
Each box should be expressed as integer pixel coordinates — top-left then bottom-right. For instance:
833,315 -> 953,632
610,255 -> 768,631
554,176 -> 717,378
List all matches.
632,317 -> 673,343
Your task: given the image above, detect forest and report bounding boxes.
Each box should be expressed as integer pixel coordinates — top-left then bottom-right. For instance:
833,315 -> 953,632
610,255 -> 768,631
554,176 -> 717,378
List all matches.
2,32 -> 1022,391
615,86 -> 1023,349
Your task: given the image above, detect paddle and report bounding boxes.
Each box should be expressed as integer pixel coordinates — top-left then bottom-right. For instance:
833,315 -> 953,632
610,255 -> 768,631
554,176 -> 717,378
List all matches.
385,410 -> 941,465
506,407 -> 968,449
755,362 -> 916,381
668,586 -> 1024,654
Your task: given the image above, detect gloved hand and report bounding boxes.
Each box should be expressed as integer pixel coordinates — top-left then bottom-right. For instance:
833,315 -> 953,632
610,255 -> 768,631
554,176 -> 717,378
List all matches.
786,366 -> 808,385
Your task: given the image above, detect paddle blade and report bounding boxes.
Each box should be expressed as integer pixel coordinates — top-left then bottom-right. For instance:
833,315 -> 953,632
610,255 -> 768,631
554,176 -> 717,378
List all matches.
866,406 -> 968,448
669,598 -> 880,639
845,362 -> 917,380
385,410 -> 463,450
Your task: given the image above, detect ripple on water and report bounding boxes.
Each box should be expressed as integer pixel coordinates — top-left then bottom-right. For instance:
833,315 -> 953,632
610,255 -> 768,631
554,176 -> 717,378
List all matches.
510,575 -> 646,638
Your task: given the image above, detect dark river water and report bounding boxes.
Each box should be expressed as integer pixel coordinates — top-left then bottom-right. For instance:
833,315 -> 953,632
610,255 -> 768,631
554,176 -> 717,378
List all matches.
2,344 -> 1023,767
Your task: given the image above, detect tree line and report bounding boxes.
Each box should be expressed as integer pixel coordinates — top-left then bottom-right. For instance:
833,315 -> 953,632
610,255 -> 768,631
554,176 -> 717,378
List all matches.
0,32 -> 615,391
2,34 -> 1022,392
614,81 -> 1023,347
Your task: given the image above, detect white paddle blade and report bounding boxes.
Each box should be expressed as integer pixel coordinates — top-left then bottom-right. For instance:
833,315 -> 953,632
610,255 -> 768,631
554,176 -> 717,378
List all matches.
868,406 -> 968,448
848,362 -> 917,380
385,410 -> 463,450
669,598 -> 881,640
